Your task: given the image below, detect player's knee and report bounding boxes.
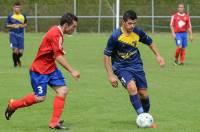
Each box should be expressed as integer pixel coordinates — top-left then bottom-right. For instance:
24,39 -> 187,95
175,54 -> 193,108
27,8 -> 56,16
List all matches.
56,86 -> 68,97
138,90 -> 148,99
127,81 -> 137,95
35,96 -> 46,102
13,49 -> 18,53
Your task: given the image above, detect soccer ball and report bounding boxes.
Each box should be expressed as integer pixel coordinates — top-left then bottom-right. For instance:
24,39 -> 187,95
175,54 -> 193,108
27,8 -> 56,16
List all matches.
136,113 -> 154,128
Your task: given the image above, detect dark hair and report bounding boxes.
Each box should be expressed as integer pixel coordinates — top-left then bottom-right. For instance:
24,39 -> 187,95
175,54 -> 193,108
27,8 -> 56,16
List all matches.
123,10 -> 137,22
60,13 -> 78,26
13,1 -> 21,6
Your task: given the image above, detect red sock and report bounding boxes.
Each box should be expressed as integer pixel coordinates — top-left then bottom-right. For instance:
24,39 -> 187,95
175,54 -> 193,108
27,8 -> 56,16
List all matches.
49,96 -> 65,127
11,93 -> 37,110
180,49 -> 186,63
175,47 -> 181,61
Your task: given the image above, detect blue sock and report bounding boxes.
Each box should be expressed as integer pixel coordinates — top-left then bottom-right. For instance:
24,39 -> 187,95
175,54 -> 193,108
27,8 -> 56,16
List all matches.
129,95 -> 144,114
141,97 -> 150,113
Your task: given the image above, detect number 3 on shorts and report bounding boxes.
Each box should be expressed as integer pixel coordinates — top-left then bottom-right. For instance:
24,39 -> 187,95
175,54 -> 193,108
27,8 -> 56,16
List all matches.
37,86 -> 43,94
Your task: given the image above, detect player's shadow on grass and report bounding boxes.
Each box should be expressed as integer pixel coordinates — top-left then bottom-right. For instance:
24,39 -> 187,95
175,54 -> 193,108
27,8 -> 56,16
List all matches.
111,120 -> 135,127
47,127 -> 70,131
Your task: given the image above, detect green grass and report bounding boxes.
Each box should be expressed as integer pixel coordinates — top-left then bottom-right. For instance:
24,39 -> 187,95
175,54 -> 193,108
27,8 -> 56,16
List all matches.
0,32 -> 200,132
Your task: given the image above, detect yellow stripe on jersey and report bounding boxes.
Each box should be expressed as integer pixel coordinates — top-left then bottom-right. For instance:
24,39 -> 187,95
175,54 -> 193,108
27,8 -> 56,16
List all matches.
118,27 -> 140,47
11,13 -> 25,23
117,50 -> 137,59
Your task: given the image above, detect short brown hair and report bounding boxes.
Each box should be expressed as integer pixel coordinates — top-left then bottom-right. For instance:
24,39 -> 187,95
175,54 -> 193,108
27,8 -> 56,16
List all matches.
60,13 -> 78,26
13,1 -> 21,6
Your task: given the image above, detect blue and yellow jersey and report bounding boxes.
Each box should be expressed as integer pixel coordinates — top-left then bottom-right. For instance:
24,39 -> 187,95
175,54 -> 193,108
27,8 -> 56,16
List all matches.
104,27 -> 153,71
6,12 -> 27,33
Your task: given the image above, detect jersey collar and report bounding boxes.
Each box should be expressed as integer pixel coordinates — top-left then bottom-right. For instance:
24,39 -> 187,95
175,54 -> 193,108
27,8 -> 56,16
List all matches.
57,26 -> 64,36
121,26 -> 133,36
177,12 -> 186,16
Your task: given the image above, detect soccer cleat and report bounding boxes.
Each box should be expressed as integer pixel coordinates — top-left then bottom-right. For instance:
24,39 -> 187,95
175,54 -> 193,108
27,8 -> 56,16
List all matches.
173,60 -> 178,66
17,61 -> 22,67
179,62 -> 184,66
5,99 -> 16,120
49,120 -> 67,130
14,63 -> 18,67
59,120 -> 64,125
150,123 -> 157,128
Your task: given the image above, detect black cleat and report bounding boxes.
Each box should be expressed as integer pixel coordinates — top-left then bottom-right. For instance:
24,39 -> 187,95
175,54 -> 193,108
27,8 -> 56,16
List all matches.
49,120 -> 68,130
5,99 -> 16,120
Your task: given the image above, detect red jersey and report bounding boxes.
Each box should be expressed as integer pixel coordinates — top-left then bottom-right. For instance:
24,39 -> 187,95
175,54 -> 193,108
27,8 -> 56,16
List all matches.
170,12 -> 191,33
30,26 -> 65,74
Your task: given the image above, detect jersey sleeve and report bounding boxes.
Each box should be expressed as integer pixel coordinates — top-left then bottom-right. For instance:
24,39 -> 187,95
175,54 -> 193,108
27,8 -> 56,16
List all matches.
104,33 -> 117,56
5,14 -> 12,26
50,34 -> 65,58
138,29 -> 153,45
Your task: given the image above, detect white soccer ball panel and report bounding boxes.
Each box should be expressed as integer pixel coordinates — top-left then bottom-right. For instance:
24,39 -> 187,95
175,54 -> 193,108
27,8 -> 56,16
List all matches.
136,113 -> 154,128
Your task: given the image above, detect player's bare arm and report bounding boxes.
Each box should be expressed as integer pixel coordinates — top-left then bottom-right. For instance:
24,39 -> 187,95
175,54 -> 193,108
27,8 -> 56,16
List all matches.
19,23 -> 28,28
6,24 -> 20,29
188,27 -> 193,42
103,55 -> 118,88
56,55 -> 80,80
170,25 -> 176,40
149,43 -> 165,67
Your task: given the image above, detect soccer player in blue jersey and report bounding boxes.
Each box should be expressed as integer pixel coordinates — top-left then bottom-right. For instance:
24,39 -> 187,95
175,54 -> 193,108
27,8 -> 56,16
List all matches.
103,10 -> 165,128
6,2 -> 27,67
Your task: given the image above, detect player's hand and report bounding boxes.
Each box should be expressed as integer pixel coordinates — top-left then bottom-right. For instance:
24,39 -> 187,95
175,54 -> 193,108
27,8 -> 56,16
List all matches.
108,75 -> 118,88
19,24 -> 24,28
156,55 -> 165,67
172,33 -> 176,40
19,24 -> 27,28
70,70 -> 80,81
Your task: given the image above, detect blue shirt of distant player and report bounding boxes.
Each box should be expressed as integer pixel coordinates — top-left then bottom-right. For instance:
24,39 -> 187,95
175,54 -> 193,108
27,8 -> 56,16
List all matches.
104,27 -> 153,72
6,12 -> 27,34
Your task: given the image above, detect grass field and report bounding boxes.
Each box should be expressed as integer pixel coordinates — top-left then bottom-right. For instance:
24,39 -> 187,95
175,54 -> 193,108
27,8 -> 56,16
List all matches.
0,32 -> 200,132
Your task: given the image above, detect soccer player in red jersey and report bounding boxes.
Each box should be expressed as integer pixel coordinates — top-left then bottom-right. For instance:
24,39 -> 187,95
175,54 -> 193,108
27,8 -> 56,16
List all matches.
5,13 -> 80,130
170,3 -> 193,65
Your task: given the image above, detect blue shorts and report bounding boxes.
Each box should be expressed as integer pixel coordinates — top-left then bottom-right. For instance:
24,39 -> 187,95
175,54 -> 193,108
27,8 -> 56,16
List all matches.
175,32 -> 187,48
114,68 -> 147,89
30,68 -> 66,96
9,32 -> 24,49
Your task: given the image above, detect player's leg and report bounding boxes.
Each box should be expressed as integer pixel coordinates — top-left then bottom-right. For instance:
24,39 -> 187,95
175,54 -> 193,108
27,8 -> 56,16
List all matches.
12,48 -> 19,67
17,49 -> 23,67
135,71 -> 150,113
135,71 -> 157,128
138,89 -> 150,113
17,35 -> 24,67
49,86 -> 68,129
10,34 -> 19,67
174,33 -> 182,65
116,70 -> 144,114
48,68 -> 68,129
179,33 -> 187,65
126,80 -> 144,114
5,71 -> 48,120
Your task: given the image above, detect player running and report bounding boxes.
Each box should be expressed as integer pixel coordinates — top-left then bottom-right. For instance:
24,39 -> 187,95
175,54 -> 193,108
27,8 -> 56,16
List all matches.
170,3 -> 193,65
103,10 -> 165,128
6,2 -> 27,67
5,13 -> 80,130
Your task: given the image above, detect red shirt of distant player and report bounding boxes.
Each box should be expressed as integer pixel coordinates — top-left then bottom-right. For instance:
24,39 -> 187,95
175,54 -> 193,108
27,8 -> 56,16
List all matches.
170,12 -> 191,33
30,26 -> 65,74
